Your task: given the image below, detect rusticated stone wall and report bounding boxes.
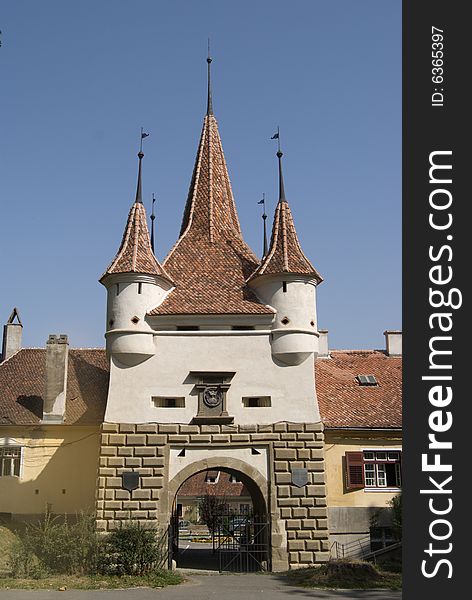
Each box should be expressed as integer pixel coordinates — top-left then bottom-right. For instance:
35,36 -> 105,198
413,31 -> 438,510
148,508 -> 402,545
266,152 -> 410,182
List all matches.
95,421 -> 329,570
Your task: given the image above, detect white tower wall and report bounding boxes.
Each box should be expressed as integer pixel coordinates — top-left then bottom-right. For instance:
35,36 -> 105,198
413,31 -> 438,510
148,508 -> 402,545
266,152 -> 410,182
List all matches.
250,275 -> 319,365
103,273 -> 172,365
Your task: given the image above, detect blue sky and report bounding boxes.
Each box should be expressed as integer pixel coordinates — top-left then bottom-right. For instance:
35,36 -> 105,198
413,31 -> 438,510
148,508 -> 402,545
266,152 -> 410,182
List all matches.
0,0 -> 401,350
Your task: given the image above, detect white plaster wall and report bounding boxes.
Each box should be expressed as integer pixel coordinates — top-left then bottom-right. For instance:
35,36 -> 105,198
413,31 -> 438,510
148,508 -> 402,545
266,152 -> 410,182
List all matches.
105,275 -> 171,333
168,446 -> 269,481
104,332 -> 321,424
251,277 -> 318,331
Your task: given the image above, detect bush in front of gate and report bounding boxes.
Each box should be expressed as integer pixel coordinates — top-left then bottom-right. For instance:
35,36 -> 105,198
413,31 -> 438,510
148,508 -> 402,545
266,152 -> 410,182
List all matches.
9,513 -> 167,578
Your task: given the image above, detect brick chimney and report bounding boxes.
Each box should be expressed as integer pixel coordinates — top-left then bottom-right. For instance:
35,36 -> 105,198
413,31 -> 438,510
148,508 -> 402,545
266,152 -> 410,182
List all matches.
318,330 -> 329,358
42,334 -> 69,423
384,330 -> 402,356
1,308 -> 22,362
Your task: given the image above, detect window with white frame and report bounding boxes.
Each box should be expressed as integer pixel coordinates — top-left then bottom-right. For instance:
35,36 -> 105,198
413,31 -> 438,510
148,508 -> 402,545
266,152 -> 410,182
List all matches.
0,446 -> 21,477
345,450 -> 401,490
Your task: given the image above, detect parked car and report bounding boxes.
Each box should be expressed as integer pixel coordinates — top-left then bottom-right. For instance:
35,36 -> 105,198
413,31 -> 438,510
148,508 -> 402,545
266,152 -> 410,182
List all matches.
179,519 -> 191,530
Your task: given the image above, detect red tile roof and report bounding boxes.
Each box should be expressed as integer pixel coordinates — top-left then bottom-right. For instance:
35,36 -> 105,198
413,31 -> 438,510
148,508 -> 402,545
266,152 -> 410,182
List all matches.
0,349 -> 108,425
178,470 -> 251,498
315,351 -> 402,429
250,199 -> 323,283
148,115 -> 273,316
101,201 -> 172,283
1,348 -> 401,429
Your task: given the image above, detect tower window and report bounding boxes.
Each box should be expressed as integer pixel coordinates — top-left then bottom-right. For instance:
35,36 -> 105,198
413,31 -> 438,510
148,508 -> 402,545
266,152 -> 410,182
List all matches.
108,319 -> 114,327
116,283 -> 120,295
131,316 -> 140,324
138,283 -> 143,294
282,281 -> 287,293
152,397 -> 185,408
242,396 -> 271,408
281,317 -> 290,325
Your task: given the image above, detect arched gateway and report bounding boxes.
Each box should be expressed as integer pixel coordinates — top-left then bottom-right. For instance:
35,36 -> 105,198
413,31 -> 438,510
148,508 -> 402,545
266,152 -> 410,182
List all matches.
95,55 -> 329,571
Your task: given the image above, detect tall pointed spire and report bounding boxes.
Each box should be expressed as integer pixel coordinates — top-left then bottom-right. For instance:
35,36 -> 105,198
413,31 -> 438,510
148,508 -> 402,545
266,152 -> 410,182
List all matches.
206,38 -> 213,116
148,50 -> 273,317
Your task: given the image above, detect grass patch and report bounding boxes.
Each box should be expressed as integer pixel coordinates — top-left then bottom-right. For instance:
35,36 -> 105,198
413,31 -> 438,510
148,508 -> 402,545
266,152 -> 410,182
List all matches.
285,560 -> 402,591
0,570 -> 183,590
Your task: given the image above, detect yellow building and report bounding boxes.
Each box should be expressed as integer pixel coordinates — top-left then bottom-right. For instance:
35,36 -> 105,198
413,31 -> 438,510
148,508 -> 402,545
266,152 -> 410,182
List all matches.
0,323 -> 107,522
316,335 -> 402,557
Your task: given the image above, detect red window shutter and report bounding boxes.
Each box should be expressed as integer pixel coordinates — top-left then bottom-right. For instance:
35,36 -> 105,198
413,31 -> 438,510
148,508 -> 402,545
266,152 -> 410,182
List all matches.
346,452 -> 365,489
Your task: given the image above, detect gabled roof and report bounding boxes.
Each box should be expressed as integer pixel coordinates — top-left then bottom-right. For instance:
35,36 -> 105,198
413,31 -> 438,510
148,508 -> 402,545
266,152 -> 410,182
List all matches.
148,114 -> 273,316
0,349 -> 108,425
178,471 -> 251,498
315,350 -> 402,429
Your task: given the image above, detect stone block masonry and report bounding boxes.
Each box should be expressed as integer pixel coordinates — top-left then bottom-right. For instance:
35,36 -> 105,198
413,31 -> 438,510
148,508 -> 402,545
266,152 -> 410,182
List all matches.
95,421 -> 329,570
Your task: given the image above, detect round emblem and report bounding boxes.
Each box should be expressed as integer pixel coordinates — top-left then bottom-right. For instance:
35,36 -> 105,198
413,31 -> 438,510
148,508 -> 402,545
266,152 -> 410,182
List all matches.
203,386 -> 222,408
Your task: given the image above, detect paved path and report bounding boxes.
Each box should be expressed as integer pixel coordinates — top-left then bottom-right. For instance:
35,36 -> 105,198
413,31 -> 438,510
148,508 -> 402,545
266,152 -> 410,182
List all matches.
0,573 -> 401,600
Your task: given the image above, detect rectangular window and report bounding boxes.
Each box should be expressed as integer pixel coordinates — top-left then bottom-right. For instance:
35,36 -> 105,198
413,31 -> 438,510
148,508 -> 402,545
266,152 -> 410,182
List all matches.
138,282 -> 143,294
0,447 -> 21,477
152,397 -> 185,408
282,281 -> 287,293
346,450 -> 402,490
242,396 -> 271,407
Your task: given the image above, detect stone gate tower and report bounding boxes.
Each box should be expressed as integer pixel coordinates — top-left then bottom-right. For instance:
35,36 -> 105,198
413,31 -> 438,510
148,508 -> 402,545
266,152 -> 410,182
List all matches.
95,56 -> 329,571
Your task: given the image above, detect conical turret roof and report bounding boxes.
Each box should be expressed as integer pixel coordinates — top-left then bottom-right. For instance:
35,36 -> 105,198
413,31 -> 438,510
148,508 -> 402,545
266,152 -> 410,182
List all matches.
100,153 -> 173,283
249,150 -> 322,283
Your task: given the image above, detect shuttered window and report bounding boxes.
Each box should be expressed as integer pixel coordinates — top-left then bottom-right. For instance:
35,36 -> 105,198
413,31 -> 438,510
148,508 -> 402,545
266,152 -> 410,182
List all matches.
345,450 -> 402,491
345,452 -> 365,489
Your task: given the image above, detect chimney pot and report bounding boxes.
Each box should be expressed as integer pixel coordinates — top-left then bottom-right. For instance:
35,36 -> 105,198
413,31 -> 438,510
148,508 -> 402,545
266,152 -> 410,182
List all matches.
384,330 -> 402,356
42,334 -> 69,423
2,308 -> 23,362
318,329 -> 329,358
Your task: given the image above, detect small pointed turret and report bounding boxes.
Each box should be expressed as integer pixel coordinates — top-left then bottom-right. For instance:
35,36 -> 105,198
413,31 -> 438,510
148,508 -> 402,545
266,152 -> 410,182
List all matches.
248,138 -> 323,366
100,145 -> 173,366
250,142 -> 322,282
100,150 -> 172,283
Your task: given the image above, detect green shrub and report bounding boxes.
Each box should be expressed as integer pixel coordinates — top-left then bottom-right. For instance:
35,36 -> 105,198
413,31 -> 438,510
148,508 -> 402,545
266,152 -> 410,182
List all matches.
10,511 -> 100,576
99,521 -> 164,576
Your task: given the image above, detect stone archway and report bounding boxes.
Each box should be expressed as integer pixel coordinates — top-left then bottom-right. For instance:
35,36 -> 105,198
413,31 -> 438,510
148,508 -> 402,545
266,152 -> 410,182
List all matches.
163,458 -> 270,571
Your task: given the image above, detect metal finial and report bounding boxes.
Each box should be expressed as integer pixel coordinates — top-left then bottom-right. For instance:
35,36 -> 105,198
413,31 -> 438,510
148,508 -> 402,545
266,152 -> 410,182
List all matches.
261,193 -> 268,257
206,38 -> 213,116
150,194 -> 156,253
272,127 -> 286,203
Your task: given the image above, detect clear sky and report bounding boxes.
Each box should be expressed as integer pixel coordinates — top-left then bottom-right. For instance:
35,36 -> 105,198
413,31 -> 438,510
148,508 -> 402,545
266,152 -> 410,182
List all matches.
0,0 -> 401,351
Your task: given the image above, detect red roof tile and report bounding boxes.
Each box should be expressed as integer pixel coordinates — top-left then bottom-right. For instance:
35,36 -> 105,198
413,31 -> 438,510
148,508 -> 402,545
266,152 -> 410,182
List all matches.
178,471 -> 251,498
315,351 -> 402,429
250,199 -> 322,282
1,348 -> 401,430
148,115 -> 273,316
0,349 -> 108,425
101,201 -> 172,283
